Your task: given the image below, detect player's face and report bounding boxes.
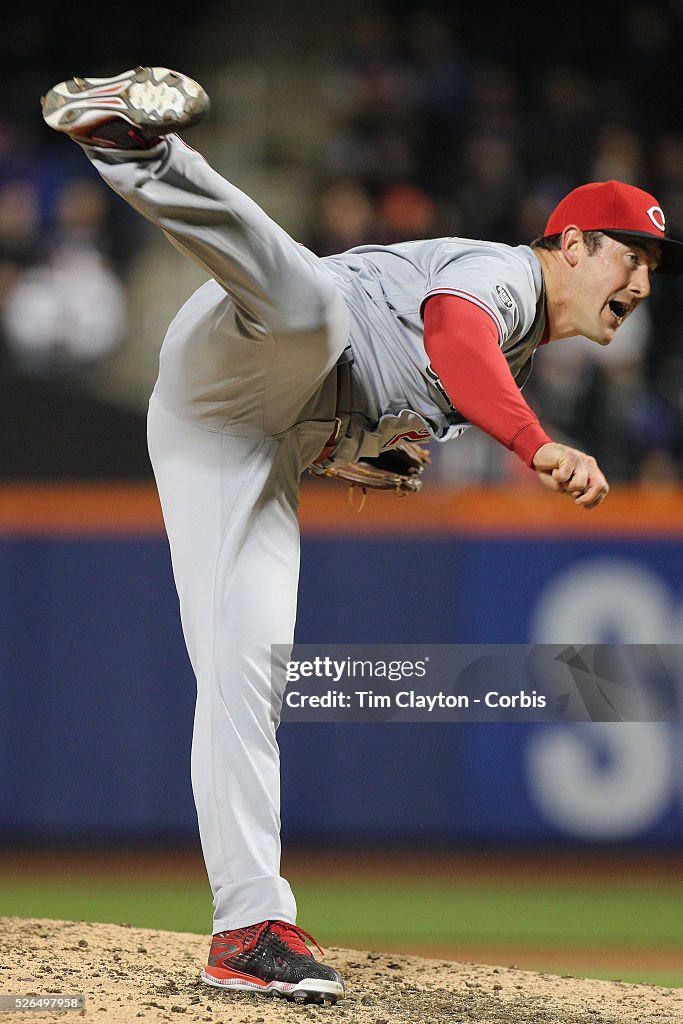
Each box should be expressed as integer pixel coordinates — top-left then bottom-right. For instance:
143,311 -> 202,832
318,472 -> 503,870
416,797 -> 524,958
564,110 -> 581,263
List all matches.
573,234 -> 660,346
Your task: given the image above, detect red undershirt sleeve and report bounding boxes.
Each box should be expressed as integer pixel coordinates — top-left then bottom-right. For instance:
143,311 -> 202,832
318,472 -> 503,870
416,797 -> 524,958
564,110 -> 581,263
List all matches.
422,293 -> 552,467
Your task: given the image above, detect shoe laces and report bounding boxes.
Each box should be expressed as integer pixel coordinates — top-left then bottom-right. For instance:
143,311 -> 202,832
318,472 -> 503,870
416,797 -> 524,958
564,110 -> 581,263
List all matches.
268,921 -> 325,958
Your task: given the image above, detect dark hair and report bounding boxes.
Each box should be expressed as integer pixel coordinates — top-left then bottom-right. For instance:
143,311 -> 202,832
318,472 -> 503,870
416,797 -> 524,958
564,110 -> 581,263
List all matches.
530,230 -> 604,255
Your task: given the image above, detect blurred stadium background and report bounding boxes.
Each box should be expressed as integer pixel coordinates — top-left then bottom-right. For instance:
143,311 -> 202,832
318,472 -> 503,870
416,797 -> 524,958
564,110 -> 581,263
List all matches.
1,0 -> 682,988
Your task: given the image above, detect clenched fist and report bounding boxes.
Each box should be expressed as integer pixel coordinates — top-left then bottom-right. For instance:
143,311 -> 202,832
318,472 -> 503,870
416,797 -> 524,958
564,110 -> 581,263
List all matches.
532,442 -> 609,510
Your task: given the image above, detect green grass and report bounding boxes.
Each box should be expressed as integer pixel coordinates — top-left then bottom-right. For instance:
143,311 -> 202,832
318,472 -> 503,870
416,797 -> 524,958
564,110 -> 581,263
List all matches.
295,879 -> 683,949
2,875 -> 682,987
553,968 -> 683,988
1,878 -> 213,934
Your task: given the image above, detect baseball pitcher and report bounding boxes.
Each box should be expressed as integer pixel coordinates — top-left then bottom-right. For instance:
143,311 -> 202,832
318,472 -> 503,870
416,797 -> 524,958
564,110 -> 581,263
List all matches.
41,66 -> 683,1004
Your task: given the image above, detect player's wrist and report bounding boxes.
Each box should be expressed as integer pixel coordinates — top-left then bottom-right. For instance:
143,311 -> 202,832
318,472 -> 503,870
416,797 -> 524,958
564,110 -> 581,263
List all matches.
510,423 -> 554,467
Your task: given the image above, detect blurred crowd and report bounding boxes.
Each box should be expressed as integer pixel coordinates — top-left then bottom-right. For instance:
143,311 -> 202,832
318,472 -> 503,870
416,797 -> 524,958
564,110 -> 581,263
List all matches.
309,2 -> 683,486
1,1 -> 682,482
0,95 -> 151,477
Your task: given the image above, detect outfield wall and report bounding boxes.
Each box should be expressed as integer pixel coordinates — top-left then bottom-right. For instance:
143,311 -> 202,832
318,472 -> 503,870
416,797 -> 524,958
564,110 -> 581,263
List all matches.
1,483 -> 682,846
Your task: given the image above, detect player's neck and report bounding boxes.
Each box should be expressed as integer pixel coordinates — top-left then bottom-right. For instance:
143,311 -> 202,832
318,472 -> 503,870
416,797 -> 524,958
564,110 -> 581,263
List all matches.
534,248 -> 581,341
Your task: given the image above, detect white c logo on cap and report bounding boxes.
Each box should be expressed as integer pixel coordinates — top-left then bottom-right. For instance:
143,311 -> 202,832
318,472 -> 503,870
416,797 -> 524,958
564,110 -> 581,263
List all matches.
647,206 -> 666,232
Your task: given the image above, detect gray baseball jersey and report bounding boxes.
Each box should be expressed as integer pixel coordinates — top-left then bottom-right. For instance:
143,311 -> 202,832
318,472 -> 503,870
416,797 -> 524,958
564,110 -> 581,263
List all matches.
321,239 -> 546,464
86,135 -> 547,935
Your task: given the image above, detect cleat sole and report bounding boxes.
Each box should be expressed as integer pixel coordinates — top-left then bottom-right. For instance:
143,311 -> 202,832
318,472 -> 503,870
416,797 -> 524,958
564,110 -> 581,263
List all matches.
41,66 -> 209,138
200,968 -> 343,1003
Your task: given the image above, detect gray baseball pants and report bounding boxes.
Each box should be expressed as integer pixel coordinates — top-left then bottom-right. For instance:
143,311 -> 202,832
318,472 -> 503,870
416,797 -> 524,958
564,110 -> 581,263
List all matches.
88,136 -> 349,932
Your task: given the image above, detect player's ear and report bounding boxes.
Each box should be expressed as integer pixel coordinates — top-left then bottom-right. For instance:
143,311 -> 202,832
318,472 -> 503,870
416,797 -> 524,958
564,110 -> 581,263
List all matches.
560,225 -> 583,268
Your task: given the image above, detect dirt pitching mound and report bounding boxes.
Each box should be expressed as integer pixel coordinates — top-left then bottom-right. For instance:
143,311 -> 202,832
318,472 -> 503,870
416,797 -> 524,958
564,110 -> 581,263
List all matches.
2,917 -> 681,1024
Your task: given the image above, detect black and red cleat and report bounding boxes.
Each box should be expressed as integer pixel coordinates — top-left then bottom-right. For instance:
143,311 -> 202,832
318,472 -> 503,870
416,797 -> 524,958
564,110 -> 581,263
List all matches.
201,920 -> 344,1004
41,66 -> 209,150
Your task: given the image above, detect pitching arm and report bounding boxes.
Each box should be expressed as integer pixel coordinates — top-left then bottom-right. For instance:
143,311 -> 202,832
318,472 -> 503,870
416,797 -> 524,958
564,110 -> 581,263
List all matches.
422,294 -> 609,508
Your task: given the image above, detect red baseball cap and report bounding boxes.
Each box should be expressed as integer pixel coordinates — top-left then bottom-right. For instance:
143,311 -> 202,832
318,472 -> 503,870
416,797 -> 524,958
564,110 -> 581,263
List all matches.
544,180 -> 683,274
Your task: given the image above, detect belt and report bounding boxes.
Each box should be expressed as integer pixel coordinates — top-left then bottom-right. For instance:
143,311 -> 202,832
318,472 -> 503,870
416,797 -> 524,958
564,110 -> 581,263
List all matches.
312,365 -> 343,465
313,416 -> 343,465
312,343 -> 353,466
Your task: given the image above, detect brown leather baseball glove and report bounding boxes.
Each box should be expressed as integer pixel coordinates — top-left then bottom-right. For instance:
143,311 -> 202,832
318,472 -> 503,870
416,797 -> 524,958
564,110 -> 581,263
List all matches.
309,440 -> 430,509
